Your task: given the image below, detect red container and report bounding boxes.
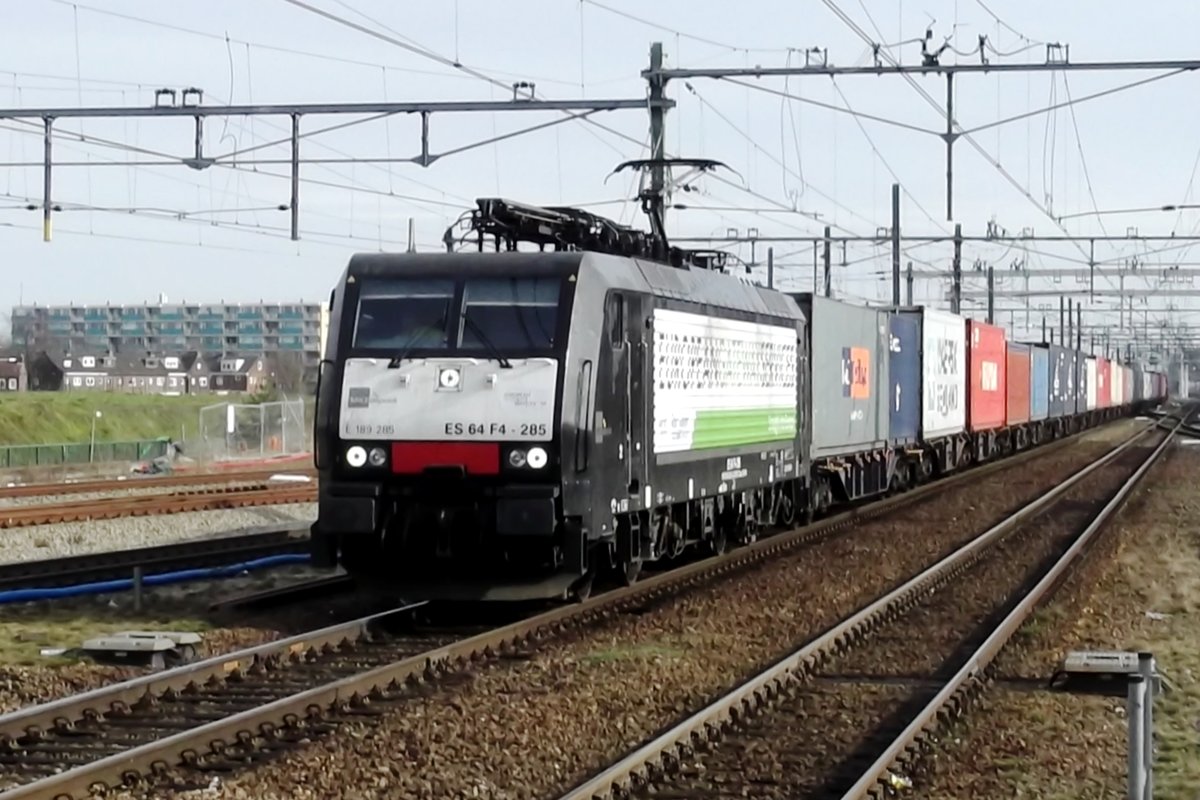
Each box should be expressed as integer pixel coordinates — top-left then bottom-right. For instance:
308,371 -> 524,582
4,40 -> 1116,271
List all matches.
967,320 -> 1007,432
1006,343 -> 1032,425
1096,357 -> 1111,408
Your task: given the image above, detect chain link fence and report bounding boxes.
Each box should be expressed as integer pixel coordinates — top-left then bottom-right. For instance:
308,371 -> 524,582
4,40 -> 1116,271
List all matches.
194,399 -> 311,462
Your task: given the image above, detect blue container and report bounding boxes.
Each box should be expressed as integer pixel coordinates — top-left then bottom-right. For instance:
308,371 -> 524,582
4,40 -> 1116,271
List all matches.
888,313 -> 921,443
1046,343 -> 1071,419
1030,345 -> 1050,421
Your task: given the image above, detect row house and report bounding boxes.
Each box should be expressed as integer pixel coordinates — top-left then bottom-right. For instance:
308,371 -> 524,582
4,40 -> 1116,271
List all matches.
26,351 -> 271,395
0,356 -> 28,393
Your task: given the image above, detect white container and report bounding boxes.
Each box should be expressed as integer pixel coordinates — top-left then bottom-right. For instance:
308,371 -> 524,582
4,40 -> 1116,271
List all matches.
1085,356 -> 1098,411
909,307 -> 967,439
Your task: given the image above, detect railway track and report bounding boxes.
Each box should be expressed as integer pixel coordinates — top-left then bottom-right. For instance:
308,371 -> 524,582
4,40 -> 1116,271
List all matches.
553,415 -> 1183,800
0,483 -> 315,528
0,467 -> 315,500
0,415 -> 1175,800
0,526 -> 311,594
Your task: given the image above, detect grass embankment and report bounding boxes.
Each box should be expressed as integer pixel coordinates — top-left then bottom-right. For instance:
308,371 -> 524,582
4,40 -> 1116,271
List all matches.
0,393 -> 212,445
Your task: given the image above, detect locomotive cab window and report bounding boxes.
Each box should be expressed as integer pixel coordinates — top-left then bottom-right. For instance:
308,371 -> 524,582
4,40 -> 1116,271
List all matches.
461,277 -> 559,350
352,278 -> 454,350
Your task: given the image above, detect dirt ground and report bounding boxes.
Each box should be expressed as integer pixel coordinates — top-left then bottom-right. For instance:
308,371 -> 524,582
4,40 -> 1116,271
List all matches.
917,441 -> 1200,800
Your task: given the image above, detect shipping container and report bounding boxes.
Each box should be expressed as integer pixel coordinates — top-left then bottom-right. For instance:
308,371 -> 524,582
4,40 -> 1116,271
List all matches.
1085,356 -> 1098,411
1124,366 -> 1134,405
899,306 -> 966,439
1074,350 -> 1088,415
795,294 -> 891,458
1109,361 -> 1122,407
1133,369 -> 1145,403
967,319 -> 1007,432
887,313 -> 921,443
1046,343 -> 1071,419
1029,345 -> 1050,421
1096,357 -> 1111,409
1006,342 -> 1032,426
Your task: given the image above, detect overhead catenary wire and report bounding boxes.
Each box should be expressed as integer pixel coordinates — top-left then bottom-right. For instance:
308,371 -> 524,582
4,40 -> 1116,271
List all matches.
48,0 -> 581,88
278,0 -> 868,240
579,0 -> 788,54
818,0 -> 1093,264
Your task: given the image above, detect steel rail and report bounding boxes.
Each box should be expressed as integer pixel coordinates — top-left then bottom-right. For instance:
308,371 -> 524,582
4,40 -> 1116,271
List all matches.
0,415 -> 1165,799
838,414 -> 1186,800
0,467 -> 315,499
554,418 -> 1176,800
0,484 -> 315,528
0,526 -> 310,592
0,602 -> 429,747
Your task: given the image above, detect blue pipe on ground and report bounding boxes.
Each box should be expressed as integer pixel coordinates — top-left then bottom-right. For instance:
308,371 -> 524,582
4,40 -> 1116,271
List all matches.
0,553 -> 311,604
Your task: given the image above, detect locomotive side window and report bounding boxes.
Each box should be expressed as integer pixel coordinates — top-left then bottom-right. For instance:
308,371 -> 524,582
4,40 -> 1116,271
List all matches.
461,277 -> 559,350
608,294 -> 624,348
352,279 -> 454,350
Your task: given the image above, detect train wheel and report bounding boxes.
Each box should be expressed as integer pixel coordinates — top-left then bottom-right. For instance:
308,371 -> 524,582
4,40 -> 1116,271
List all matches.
571,569 -> 595,602
619,557 -> 643,586
774,486 -> 797,528
706,524 -> 729,556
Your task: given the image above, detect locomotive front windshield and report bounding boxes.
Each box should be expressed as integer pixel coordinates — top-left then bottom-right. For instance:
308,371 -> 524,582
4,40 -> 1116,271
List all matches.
352,275 -> 562,353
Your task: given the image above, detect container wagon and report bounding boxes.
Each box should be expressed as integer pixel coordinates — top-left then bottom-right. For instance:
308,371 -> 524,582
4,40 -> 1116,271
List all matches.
896,306 -> 968,476
1046,343 -> 1071,429
1029,345 -> 1050,422
1006,342 -> 1032,450
1072,349 -> 1087,421
1098,357 -> 1112,410
966,319 -> 1007,460
792,293 -> 891,510
1086,356 -> 1099,411
887,312 -> 921,446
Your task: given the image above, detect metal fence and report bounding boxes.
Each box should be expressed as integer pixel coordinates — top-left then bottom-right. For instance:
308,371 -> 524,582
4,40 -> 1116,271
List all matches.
0,439 -> 168,468
195,399 -> 311,461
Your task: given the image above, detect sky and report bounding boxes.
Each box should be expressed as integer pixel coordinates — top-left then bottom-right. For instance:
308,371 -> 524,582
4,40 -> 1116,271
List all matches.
3,0 -> 1200,349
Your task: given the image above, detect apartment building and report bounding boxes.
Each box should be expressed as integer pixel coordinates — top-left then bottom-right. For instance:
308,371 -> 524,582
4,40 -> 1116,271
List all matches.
11,299 -> 329,372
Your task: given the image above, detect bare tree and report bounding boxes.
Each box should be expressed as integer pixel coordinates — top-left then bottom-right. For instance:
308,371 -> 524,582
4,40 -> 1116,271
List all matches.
269,351 -> 307,395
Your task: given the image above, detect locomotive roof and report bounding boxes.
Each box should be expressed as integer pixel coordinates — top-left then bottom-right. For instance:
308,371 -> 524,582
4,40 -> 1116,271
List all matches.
345,250 -> 585,276
341,249 -> 801,321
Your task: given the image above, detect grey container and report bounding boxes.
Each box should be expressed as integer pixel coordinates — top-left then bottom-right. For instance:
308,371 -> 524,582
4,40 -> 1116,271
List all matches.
791,293 -> 891,458
1046,343 -> 1071,419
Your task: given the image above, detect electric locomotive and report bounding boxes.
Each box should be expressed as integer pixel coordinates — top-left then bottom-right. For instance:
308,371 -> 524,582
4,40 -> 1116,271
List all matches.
310,197 -> 810,600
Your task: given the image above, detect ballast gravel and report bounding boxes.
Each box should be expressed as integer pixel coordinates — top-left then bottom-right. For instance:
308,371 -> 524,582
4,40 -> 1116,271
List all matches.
0,502 -> 316,565
915,442 -> 1200,798
115,424 -> 1146,800
639,439 -> 1159,799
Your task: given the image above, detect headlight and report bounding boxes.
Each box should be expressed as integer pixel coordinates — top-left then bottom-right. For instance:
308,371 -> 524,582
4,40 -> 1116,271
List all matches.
526,446 -> 548,469
437,366 -> 462,390
367,447 -> 387,467
345,445 -> 367,468
508,449 -> 527,468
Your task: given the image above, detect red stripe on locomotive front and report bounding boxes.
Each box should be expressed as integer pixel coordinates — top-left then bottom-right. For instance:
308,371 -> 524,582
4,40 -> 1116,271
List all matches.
390,442 -> 500,475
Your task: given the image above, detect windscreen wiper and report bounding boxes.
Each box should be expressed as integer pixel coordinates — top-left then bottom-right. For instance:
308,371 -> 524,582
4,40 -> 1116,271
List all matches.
387,314 -> 446,369
462,315 -> 513,369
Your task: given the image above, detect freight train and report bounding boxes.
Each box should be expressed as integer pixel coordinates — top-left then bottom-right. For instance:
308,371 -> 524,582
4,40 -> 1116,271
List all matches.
310,198 -> 1168,601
